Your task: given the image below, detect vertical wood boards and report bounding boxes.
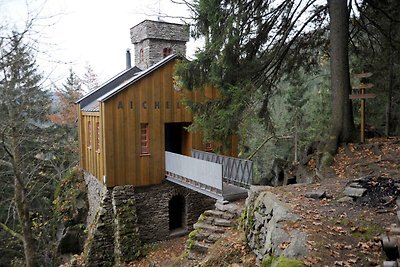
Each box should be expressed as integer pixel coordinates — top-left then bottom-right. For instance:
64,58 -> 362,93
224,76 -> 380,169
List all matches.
79,58 -> 235,187
80,112 -> 103,182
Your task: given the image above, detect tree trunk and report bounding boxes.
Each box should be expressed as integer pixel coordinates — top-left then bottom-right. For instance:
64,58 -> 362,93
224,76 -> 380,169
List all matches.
14,177 -> 37,267
385,22 -> 394,137
326,0 -> 356,153
11,129 -> 37,267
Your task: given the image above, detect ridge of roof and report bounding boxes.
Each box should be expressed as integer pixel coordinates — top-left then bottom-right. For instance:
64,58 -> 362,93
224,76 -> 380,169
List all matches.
98,54 -> 178,102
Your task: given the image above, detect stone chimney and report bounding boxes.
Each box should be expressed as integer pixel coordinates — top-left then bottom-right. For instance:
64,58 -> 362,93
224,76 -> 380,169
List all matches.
130,20 -> 189,70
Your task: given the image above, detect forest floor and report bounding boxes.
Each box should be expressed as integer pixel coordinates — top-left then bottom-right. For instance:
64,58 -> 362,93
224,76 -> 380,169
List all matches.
125,137 -> 400,267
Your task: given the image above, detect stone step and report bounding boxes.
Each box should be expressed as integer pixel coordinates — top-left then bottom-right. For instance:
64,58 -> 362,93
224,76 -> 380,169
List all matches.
192,230 -> 210,241
215,202 -> 244,216
204,209 -> 235,220
202,216 -> 214,225
206,233 -> 223,243
191,241 -> 211,254
193,222 -> 225,233
214,218 -> 232,227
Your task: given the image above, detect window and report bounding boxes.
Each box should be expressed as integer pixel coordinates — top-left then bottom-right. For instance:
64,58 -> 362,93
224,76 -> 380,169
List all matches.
162,47 -> 172,58
87,121 -> 92,148
96,122 -> 100,152
140,123 -> 150,155
139,48 -> 144,63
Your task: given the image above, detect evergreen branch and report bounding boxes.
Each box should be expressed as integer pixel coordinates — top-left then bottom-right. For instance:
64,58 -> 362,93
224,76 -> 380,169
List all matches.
247,135 -> 294,161
0,222 -> 23,241
365,0 -> 400,23
0,159 -> 13,169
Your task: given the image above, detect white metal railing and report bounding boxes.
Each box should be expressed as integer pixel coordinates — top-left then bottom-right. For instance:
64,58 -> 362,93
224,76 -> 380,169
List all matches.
192,149 -> 253,188
165,151 -> 223,191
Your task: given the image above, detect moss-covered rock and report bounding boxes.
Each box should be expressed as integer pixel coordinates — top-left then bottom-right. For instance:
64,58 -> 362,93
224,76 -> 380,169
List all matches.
261,255 -> 306,267
54,167 -> 88,255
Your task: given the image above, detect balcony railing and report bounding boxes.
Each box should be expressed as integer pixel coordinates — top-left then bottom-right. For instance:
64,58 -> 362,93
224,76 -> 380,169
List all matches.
165,151 -> 223,199
191,149 -> 253,188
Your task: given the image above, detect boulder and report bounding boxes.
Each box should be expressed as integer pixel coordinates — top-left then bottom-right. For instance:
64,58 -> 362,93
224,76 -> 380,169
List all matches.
243,188 -> 307,261
343,186 -> 367,198
58,224 -> 86,254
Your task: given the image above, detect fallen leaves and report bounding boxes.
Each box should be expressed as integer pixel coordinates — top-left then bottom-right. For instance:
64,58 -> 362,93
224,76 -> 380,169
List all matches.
278,241 -> 290,250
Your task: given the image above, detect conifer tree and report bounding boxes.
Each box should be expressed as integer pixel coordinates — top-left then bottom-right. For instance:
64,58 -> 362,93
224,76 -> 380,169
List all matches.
0,33 -> 51,267
49,68 -> 83,126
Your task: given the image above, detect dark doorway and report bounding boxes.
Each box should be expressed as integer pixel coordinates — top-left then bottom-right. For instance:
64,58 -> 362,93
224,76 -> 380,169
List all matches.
168,195 -> 185,231
165,123 -> 183,154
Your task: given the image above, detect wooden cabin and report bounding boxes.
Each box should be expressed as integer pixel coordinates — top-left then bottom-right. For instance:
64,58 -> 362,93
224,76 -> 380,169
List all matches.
77,54 -> 239,187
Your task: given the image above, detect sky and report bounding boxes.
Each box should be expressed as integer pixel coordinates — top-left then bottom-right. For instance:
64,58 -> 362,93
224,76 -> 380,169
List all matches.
1,0 -> 201,88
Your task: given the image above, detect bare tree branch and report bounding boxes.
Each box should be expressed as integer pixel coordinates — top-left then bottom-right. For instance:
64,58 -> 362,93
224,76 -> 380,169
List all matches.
0,222 -> 23,241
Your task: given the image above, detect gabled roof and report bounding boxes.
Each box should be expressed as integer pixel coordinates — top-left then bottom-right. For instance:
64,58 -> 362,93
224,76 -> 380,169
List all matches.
98,54 -> 178,102
77,66 -> 142,110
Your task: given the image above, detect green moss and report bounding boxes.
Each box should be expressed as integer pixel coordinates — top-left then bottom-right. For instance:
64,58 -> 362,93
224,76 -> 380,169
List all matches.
320,152 -> 334,167
351,223 -> 383,240
188,229 -> 199,239
261,255 -> 306,267
53,167 -> 87,225
261,255 -> 274,266
186,238 -> 195,250
198,213 -> 206,223
239,207 -> 248,228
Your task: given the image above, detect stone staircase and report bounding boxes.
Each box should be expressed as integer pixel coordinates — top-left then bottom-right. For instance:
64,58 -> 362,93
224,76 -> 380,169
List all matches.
187,200 -> 245,258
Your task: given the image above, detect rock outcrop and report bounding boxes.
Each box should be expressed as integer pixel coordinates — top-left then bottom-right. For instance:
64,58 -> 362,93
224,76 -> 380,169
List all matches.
242,186 -> 308,262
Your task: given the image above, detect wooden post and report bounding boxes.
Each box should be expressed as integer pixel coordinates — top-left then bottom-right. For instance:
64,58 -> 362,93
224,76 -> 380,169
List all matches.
360,89 -> 365,143
351,72 -> 375,143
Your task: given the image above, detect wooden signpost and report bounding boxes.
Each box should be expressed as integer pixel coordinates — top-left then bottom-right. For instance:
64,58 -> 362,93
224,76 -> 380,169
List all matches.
350,72 -> 376,143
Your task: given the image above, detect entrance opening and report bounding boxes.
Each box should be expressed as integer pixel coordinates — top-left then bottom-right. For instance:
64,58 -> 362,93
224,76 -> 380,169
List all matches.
168,194 -> 185,231
165,123 -> 183,154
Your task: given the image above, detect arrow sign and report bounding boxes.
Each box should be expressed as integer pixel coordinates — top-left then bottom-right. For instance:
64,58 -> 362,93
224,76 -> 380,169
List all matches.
354,72 -> 373,78
349,93 -> 376,99
352,83 -> 374,90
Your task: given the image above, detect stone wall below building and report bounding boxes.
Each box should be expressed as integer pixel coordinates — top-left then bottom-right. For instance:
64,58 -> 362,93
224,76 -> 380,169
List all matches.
134,181 -> 215,243
85,190 -> 115,266
112,185 -> 141,263
83,173 -> 215,265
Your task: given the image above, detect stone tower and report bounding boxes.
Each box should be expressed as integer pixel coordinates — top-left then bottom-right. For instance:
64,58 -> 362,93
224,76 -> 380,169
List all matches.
130,20 -> 190,70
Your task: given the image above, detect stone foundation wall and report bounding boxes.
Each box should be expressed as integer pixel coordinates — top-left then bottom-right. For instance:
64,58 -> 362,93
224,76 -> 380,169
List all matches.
85,190 -> 115,266
112,186 -> 141,263
84,173 -> 215,265
134,181 -> 215,243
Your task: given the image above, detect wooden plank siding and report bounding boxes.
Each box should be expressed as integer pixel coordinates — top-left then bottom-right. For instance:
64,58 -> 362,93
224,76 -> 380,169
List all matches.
79,58 -> 234,188
101,60 -> 192,187
80,111 -> 104,182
